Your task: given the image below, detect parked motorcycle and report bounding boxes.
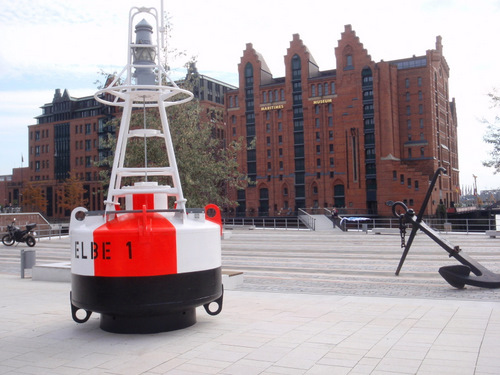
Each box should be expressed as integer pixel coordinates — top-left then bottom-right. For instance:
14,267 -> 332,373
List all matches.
2,219 -> 37,247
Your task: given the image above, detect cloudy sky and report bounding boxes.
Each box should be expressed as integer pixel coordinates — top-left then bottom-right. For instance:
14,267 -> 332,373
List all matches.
1,0 -> 500,192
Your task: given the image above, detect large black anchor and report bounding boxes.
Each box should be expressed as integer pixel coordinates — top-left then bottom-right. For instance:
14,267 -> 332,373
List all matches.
393,167 -> 500,289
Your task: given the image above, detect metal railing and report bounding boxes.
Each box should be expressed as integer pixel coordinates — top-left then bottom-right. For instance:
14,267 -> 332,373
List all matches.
0,223 -> 69,241
222,216 -> 500,233
297,208 -> 316,231
1,217 -> 498,237
222,216 -> 308,230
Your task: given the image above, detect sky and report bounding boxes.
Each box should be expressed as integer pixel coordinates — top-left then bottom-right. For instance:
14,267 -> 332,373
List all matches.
1,0 -> 500,193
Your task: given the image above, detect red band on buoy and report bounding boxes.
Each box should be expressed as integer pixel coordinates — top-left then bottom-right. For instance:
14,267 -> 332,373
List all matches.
93,212 -> 177,277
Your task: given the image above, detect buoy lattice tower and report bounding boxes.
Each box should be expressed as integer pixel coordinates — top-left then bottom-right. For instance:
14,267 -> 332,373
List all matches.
69,6 -> 223,333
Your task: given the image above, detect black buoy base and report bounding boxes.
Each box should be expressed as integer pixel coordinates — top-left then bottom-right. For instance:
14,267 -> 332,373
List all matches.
100,308 -> 196,334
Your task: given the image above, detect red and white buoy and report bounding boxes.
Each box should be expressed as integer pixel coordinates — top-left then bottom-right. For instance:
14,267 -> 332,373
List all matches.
69,6 -> 223,333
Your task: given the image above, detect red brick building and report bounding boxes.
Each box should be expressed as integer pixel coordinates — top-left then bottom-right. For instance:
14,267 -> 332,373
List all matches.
225,25 -> 459,217
1,71 -> 235,220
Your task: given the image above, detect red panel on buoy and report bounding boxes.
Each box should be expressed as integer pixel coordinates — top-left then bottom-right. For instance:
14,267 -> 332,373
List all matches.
93,212 -> 177,277
133,194 -> 155,210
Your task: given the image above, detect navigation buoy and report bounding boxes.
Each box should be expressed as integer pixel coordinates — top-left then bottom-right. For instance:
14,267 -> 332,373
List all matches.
69,6 -> 223,333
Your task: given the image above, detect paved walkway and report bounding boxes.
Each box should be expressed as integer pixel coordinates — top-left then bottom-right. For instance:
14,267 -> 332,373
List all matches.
1,230 -> 500,374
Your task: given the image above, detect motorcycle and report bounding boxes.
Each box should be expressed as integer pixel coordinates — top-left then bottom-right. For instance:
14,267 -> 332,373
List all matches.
2,219 -> 37,247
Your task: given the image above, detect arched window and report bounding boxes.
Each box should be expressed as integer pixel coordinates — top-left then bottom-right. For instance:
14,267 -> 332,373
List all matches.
346,55 -> 353,68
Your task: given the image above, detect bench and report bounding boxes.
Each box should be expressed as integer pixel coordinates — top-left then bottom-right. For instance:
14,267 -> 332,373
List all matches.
486,230 -> 500,238
222,270 -> 244,290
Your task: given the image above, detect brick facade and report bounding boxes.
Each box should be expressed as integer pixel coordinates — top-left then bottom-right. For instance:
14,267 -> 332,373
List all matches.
1,71 -> 235,220
225,25 -> 459,217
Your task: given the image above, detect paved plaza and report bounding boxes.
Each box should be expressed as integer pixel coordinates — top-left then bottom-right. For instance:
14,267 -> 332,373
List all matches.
1,229 -> 500,374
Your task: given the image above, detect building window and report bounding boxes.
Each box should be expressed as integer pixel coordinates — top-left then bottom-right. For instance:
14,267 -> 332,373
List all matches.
419,104 -> 423,114
405,78 -> 410,88
415,181 -> 419,190
393,170 -> 397,180
346,55 -> 353,68
329,144 -> 334,153
331,82 -> 336,94
406,106 -> 411,115
400,174 -> 404,184
406,92 -> 410,101
329,131 -> 333,140
311,85 -> 316,97
418,77 -> 422,86
316,145 -> 321,154
317,159 -> 321,167
407,120 -> 411,129
328,117 -> 333,127
418,91 -> 423,100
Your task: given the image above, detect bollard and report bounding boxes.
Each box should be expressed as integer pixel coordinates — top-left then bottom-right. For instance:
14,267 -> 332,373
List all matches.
21,249 -> 36,278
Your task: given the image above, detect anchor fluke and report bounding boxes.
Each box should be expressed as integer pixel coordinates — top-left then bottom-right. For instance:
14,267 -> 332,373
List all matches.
438,265 -> 470,289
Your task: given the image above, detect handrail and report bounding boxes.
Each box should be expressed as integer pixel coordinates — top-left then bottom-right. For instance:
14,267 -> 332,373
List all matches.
297,208 -> 316,231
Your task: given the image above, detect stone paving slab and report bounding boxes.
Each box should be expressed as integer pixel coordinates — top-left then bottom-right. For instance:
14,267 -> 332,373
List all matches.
2,230 -> 500,373
1,275 -> 500,374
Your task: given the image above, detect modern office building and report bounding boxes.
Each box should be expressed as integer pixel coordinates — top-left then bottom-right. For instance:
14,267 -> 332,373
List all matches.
225,25 -> 459,217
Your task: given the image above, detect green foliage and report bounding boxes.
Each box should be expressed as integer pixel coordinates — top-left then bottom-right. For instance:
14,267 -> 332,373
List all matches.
483,91 -> 500,173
